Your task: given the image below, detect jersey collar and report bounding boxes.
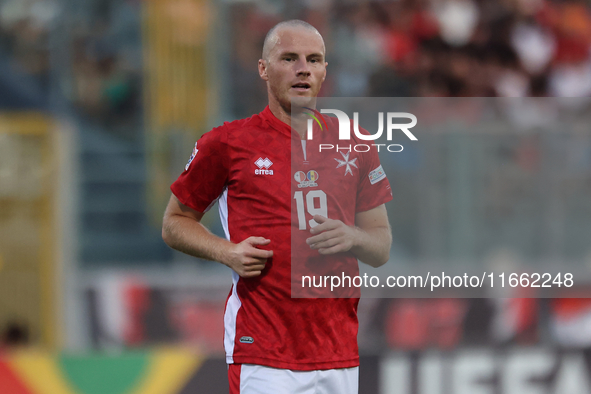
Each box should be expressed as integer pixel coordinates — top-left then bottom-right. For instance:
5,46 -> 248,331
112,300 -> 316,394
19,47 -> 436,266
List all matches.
261,106 -> 298,139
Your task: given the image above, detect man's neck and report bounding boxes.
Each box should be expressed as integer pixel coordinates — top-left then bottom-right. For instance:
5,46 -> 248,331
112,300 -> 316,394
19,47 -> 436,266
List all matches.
268,99 -> 310,140
268,100 -> 291,127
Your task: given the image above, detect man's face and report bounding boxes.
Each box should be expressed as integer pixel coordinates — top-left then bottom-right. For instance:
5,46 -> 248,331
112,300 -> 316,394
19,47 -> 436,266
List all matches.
259,27 -> 327,111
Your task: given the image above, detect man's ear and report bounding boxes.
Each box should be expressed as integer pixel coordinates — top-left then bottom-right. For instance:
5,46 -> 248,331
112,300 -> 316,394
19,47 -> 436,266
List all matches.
258,59 -> 269,81
322,62 -> 328,82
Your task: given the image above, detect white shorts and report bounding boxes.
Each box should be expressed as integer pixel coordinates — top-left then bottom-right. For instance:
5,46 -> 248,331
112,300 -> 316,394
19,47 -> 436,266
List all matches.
228,364 -> 359,394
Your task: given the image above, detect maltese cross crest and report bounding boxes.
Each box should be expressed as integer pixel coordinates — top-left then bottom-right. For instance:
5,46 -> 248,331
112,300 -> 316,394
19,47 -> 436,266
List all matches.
335,151 -> 358,176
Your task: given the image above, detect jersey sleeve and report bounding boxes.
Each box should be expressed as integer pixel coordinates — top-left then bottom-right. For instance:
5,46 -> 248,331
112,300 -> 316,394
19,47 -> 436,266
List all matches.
355,141 -> 393,213
170,126 -> 229,213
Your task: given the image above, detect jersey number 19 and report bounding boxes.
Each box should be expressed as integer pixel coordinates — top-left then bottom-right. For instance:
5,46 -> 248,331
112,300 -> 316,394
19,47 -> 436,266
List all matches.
294,190 -> 328,230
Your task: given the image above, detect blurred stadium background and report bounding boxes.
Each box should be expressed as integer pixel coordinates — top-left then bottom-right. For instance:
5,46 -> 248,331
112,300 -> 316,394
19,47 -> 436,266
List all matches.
1,0 -> 591,393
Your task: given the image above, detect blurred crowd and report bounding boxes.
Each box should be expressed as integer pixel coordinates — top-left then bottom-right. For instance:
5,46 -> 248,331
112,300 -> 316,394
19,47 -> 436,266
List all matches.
229,0 -> 591,118
68,0 -> 142,124
0,0 -> 55,87
0,0 -> 141,122
2,0 -> 590,119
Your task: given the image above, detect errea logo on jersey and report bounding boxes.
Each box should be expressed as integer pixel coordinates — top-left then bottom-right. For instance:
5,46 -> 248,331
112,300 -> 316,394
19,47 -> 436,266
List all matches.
255,157 -> 274,175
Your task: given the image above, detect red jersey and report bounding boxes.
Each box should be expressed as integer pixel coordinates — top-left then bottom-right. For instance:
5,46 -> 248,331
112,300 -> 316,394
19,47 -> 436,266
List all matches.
171,106 -> 392,370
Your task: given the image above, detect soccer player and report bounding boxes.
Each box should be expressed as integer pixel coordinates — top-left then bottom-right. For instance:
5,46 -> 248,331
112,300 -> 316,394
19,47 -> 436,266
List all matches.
162,20 -> 392,393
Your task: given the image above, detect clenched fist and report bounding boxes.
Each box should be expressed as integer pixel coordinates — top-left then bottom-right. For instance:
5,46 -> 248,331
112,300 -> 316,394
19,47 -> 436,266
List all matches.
223,236 -> 273,278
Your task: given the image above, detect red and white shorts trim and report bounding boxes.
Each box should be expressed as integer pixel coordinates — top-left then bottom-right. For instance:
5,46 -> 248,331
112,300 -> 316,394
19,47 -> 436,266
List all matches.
228,364 -> 359,394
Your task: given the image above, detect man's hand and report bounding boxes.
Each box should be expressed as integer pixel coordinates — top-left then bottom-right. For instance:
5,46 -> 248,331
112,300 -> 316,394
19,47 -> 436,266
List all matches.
306,215 -> 358,255
163,195 -> 274,277
305,205 -> 392,267
223,237 -> 273,278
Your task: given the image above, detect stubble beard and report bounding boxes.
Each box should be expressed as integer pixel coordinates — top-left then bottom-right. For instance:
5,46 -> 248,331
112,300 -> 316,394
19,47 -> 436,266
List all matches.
269,82 -> 318,117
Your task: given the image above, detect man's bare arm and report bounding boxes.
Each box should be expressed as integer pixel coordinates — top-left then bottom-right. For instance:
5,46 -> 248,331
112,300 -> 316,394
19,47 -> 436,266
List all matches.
162,194 -> 273,277
306,204 -> 392,267
350,204 -> 392,267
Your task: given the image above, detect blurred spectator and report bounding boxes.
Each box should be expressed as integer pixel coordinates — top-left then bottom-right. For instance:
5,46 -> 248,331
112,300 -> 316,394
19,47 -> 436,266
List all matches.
69,1 -> 142,127
511,19 -> 555,75
72,30 -> 140,125
0,0 -> 57,90
433,0 -> 479,47
332,3 -> 388,96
